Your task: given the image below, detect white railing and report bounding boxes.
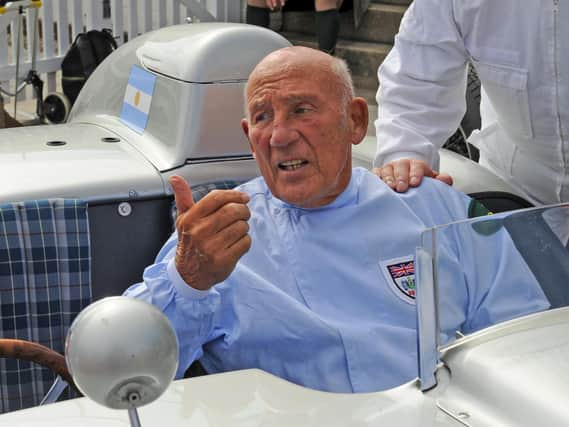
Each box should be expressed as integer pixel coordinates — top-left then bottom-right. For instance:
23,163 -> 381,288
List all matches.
0,0 -> 241,103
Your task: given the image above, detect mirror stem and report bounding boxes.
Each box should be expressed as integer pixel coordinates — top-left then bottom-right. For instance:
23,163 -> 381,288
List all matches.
128,407 -> 142,427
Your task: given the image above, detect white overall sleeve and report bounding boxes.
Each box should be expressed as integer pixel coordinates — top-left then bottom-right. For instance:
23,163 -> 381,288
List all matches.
375,0 -> 470,170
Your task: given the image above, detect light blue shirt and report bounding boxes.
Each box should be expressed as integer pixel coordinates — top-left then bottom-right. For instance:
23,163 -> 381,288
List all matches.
125,167 -> 548,393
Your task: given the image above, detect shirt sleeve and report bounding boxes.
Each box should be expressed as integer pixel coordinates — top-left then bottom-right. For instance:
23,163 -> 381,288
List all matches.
123,232 -> 222,378
374,0 -> 470,169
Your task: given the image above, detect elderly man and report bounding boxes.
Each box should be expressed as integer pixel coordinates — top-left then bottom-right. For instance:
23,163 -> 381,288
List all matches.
125,46 -> 548,393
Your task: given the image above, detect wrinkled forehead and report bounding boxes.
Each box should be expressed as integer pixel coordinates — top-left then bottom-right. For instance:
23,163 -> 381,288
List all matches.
252,47 -> 328,77
246,56 -> 342,107
248,64 -> 308,94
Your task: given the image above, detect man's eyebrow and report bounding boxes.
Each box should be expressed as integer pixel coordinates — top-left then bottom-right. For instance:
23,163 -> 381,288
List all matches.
286,94 -> 319,104
248,94 -> 320,112
249,100 -> 268,112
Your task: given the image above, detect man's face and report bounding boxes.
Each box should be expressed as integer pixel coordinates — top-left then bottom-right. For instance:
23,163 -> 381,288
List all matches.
242,59 -> 364,208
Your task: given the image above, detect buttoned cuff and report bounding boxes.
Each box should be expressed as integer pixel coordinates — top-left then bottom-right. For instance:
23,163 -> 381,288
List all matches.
167,258 -> 213,300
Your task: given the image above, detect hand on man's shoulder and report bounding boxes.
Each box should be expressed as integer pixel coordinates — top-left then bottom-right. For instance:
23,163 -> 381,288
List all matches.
373,158 -> 453,193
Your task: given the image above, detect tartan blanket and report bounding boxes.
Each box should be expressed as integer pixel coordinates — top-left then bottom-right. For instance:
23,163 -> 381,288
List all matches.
0,199 -> 91,413
191,180 -> 247,202
170,180 -> 248,228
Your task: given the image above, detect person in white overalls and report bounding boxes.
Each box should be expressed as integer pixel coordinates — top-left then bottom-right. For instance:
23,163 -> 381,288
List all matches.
374,0 -> 569,242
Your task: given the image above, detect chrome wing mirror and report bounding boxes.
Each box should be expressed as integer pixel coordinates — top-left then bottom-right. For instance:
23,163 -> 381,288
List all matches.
65,297 -> 179,427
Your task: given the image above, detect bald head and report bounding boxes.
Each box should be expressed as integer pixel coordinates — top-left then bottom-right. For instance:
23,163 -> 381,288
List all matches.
245,46 -> 355,117
253,46 -> 335,75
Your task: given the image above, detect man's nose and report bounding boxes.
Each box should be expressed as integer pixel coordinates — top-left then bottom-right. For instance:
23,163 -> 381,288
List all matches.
269,118 -> 298,147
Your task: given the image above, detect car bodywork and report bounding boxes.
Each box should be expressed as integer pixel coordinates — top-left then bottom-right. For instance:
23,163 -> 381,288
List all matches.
2,22 -> 565,426
2,206 -> 569,426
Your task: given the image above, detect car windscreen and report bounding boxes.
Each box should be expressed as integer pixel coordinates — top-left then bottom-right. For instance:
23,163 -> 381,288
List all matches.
415,203 -> 569,388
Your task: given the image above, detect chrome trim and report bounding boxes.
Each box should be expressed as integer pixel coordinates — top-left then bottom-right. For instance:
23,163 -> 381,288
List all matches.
39,376 -> 68,405
416,242 -> 439,391
436,402 -> 472,427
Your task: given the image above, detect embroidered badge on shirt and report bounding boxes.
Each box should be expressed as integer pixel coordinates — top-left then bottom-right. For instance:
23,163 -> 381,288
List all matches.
380,256 -> 416,304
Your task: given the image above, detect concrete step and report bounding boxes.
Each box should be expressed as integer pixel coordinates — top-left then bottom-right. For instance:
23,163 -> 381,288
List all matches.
282,3 -> 407,45
280,31 -> 388,104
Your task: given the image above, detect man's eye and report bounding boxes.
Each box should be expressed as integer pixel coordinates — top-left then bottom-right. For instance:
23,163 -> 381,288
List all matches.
294,106 -> 312,114
253,112 -> 269,123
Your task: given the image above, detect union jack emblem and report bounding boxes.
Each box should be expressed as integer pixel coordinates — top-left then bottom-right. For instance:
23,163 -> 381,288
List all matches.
388,262 -> 415,278
387,261 -> 416,299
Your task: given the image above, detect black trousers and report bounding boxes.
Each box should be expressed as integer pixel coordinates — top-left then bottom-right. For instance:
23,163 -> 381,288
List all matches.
282,0 -> 353,12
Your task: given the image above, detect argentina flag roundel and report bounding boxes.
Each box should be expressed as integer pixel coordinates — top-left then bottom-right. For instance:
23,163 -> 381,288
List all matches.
120,65 -> 156,134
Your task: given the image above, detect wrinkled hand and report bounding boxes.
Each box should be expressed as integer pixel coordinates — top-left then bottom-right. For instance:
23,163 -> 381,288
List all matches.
169,176 -> 252,291
372,159 -> 453,193
264,0 -> 286,10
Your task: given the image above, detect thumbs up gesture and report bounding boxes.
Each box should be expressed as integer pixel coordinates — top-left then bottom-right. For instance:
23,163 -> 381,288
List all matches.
169,176 -> 252,291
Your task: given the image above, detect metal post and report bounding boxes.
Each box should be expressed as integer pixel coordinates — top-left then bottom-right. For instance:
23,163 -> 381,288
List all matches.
13,5 -> 22,117
128,407 -> 142,427
415,229 -> 440,391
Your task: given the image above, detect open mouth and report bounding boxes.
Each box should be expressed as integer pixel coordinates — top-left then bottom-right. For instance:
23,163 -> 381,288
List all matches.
278,159 -> 308,171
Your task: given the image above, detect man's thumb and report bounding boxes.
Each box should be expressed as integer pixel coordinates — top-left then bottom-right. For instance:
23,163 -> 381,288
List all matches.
169,175 -> 195,215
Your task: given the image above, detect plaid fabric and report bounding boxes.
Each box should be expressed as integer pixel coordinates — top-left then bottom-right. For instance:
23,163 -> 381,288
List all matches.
168,180 -> 249,232
0,199 -> 91,414
191,180 -> 247,202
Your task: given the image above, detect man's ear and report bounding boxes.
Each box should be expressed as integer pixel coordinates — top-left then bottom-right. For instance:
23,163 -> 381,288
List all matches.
241,118 -> 256,157
241,118 -> 250,138
348,97 -> 369,146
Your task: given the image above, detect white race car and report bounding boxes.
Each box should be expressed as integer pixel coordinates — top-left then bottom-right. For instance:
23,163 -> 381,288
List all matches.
1,22 -> 567,427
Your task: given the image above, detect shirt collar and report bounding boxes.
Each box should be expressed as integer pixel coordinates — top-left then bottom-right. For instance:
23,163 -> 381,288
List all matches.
268,168 -> 361,212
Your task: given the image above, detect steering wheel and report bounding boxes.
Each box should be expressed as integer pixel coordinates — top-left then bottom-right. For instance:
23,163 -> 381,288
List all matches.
0,338 -> 79,393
